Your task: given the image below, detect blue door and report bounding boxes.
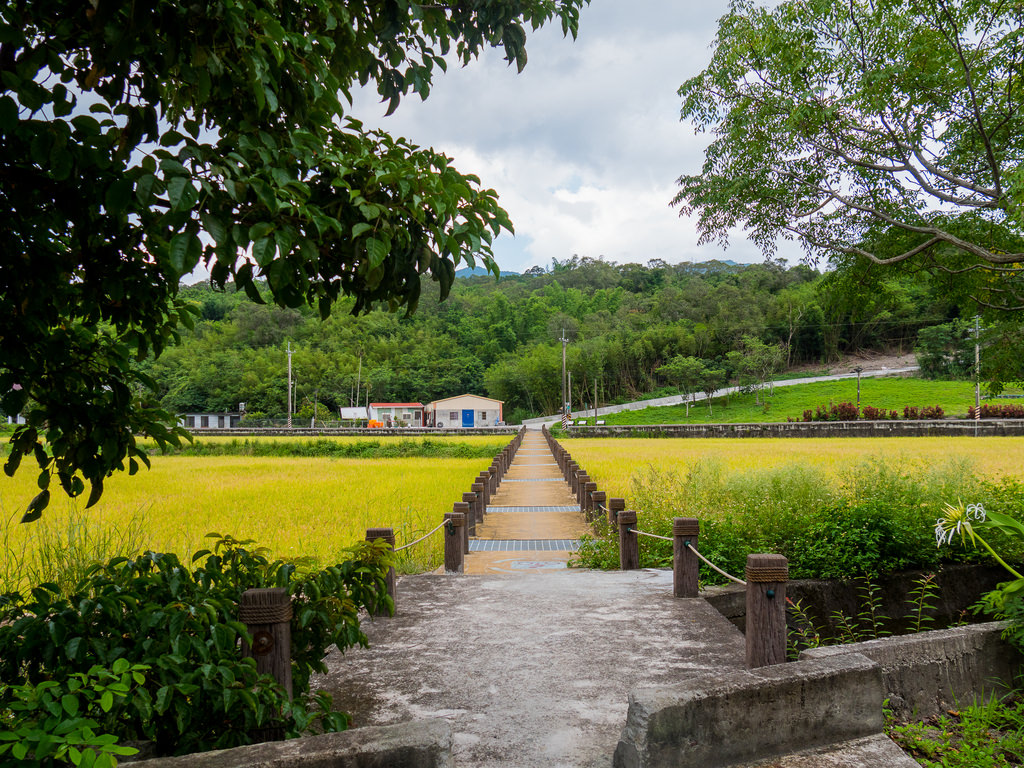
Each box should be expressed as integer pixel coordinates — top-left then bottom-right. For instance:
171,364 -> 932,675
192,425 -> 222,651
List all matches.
461,409 -> 474,428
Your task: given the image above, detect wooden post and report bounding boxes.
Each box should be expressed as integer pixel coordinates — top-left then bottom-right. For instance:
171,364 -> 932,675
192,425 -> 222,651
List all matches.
584,481 -> 597,515
618,510 -> 639,570
471,483 -> 486,522
488,465 -> 498,495
365,527 -> 396,614
461,494 -> 477,537
591,491 -> 606,523
609,497 -> 626,525
240,588 -> 293,699
672,517 -> 699,598
476,474 -> 490,508
454,501 -> 472,554
443,512 -> 465,573
745,554 -> 789,668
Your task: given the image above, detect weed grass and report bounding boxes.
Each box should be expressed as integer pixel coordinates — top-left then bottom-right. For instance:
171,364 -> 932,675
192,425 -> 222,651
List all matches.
572,377 -> 1024,426
887,693 -> 1024,765
0,454 -> 489,591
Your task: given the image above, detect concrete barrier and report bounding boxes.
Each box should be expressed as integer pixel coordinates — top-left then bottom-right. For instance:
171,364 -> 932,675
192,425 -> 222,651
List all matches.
613,653 -> 883,768
801,621 -> 1024,720
564,419 -> 1024,438
128,719 -> 453,768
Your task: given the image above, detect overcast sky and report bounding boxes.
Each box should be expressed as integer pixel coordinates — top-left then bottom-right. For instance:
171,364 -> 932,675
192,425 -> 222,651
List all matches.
349,0 -> 798,275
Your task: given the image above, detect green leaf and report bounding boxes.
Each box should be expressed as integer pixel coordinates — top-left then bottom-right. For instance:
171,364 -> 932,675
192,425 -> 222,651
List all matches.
169,232 -> 201,274
85,477 -> 103,509
22,488 -> 50,522
61,693 -> 79,716
252,236 -> 275,267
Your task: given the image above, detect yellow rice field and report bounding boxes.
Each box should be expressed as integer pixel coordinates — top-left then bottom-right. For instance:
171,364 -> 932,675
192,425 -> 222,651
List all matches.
565,436 -> 1024,508
0,454 -> 487,582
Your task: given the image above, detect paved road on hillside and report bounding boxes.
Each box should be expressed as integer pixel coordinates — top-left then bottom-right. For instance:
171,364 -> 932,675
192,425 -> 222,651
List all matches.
521,364 -> 919,429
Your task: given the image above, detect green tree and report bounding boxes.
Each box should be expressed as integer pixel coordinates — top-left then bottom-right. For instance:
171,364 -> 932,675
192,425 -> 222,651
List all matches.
656,355 -> 706,416
0,0 -> 587,517
675,0 -> 1024,310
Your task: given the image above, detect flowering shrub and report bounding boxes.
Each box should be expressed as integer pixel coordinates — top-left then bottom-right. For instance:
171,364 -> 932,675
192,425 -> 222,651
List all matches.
935,501 -> 1024,649
904,406 -> 919,419
971,404 -> 1024,419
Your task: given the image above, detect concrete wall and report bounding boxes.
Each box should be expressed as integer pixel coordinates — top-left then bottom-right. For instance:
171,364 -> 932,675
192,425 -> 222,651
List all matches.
614,653 -> 883,768
801,622 -> 1024,720
704,565 -> 1009,636
564,419 -> 1024,438
613,622 -> 1023,768
189,427 -> 521,437
127,719 -> 453,768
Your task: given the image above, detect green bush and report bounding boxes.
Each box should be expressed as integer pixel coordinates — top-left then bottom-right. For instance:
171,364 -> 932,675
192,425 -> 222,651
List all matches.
0,535 -> 391,760
570,457 -> 1024,584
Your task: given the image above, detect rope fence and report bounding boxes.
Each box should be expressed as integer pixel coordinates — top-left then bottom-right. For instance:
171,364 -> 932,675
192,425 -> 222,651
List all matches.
684,541 -> 747,586
629,528 -> 673,542
394,520 -> 447,552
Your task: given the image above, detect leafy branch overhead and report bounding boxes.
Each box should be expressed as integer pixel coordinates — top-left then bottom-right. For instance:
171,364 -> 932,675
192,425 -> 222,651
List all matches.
675,0 -> 1024,310
0,0 -> 588,517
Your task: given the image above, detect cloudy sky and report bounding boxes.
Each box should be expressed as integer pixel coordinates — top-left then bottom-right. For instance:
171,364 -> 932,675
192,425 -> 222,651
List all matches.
349,0 -> 798,275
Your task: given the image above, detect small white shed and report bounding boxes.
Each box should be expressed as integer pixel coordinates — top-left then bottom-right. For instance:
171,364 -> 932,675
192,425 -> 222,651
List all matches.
427,395 -> 504,428
368,403 -> 424,427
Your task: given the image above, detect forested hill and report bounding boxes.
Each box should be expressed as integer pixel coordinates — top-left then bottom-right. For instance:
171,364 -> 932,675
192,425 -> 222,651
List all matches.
149,257 -> 959,424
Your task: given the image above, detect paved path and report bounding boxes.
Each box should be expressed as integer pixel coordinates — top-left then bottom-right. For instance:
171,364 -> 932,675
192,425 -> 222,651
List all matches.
522,365 -> 920,428
465,430 -> 591,575
320,569 -> 747,768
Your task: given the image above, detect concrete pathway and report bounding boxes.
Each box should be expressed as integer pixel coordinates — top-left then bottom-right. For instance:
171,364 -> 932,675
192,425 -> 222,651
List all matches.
321,569 -> 748,768
464,430 -> 591,575
522,365 -> 920,429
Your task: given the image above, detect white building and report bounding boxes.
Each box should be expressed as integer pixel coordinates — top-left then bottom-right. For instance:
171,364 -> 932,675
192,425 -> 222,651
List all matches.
180,413 -> 242,429
368,402 -> 424,427
426,395 -> 504,428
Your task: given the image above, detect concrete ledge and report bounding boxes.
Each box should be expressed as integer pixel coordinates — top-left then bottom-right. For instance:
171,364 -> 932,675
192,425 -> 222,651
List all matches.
613,653 -> 883,768
128,719 -> 454,768
740,733 -> 918,767
801,621 -> 1024,719
563,419 -> 1024,438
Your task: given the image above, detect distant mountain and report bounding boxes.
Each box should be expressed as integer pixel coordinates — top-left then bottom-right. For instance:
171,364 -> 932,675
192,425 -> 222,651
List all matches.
455,266 -> 519,278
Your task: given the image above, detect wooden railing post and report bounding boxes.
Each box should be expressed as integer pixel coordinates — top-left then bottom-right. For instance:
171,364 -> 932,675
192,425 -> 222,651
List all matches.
608,497 -> 626,525
618,510 -> 639,570
672,518 -> 699,598
460,494 -> 477,537
745,554 -> 789,668
240,588 -> 293,699
583,481 -> 597,516
454,501 -> 472,554
488,465 -> 498,495
591,491 -> 606,523
365,527 -> 396,614
471,483 -> 486,522
443,512 -> 465,573
476,474 -> 490,508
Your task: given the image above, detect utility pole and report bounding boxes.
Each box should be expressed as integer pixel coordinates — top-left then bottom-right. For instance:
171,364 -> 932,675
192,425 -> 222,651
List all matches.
567,371 -> 572,415
286,342 -> 293,429
853,366 -> 863,408
560,328 -> 569,419
354,351 -> 362,410
975,315 -> 981,414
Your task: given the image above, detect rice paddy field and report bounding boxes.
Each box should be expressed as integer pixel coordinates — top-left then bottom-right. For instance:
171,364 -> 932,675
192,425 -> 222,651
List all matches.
564,436 -> 1024,508
0,446 -> 495,592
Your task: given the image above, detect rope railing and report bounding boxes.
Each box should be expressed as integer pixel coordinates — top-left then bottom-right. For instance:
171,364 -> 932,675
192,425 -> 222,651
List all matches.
393,520 -> 448,552
684,541 -> 747,586
628,528 -> 673,543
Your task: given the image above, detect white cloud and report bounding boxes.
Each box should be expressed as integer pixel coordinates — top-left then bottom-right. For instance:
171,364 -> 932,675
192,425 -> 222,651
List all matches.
347,1 -> 803,274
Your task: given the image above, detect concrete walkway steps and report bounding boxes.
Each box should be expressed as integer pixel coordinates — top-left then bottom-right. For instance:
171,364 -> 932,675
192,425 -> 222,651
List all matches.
465,430 -> 590,575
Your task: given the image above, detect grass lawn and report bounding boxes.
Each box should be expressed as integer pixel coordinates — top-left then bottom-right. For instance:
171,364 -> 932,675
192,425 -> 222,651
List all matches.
570,377 -> 1024,426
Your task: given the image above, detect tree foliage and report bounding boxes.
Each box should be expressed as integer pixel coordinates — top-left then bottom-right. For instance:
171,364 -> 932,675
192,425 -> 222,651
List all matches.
675,0 -> 1024,310
0,0 -> 587,517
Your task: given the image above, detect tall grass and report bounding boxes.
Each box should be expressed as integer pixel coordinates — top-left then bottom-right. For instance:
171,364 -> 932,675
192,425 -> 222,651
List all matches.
0,500 -> 146,595
0,454 -> 488,585
571,453 -> 1024,583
